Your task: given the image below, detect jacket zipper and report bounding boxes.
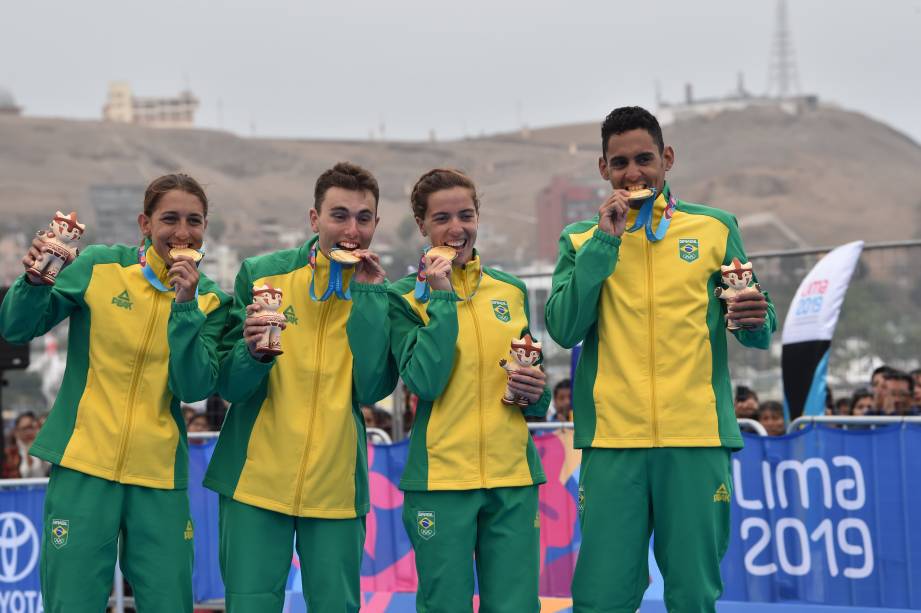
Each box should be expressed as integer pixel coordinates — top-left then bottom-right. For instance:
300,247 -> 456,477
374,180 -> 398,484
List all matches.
114,292 -> 162,481
292,298 -> 332,513
645,238 -> 660,446
463,269 -> 487,486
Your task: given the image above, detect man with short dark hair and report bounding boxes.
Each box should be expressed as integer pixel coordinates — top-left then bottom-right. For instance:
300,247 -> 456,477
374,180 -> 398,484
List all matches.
204,162 -> 398,612
546,106 -> 776,612
881,370 -> 914,415
734,385 -> 759,419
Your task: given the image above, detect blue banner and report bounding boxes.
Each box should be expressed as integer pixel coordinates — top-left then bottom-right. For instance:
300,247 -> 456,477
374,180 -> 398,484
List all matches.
722,424 -> 921,609
0,484 -> 44,612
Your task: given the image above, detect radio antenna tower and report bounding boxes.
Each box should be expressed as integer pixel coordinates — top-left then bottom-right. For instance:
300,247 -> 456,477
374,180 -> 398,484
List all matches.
766,0 -> 801,98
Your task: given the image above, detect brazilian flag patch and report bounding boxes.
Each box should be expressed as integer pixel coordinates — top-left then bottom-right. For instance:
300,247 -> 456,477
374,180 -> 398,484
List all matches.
679,238 -> 699,262
51,519 -> 69,549
417,511 -> 435,540
491,299 -> 511,322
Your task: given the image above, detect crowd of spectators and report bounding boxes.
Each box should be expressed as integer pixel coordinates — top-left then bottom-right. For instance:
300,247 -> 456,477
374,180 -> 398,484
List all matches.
734,364 -> 921,437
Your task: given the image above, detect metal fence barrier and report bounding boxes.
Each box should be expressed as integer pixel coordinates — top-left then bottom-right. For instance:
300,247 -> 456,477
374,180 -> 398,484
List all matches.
787,414 -> 921,433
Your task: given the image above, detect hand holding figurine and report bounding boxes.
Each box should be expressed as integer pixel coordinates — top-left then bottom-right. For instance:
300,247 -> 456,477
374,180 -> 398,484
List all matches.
715,258 -> 766,330
247,285 -> 287,357
499,335 -> 543,406
25,211 -> 86,285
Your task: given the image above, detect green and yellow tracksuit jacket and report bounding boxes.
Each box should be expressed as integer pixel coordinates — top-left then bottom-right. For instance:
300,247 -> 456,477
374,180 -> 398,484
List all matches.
389,255 -> 549,491
203,237 -> 397,518
0,243 -> 230,489
545,185 -> 776,450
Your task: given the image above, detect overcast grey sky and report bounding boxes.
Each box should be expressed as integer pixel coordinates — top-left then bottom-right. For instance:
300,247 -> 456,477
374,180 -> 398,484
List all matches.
2,0 -> 919,142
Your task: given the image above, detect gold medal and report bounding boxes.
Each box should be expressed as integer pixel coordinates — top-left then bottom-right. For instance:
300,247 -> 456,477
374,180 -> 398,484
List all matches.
627,187 -> 654,201
169,247 -> 204,263
328,248 -> 361,265
427,246 -> 457,261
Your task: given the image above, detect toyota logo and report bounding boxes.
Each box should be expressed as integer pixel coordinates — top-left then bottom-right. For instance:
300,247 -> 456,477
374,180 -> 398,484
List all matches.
0,512 -> 39,583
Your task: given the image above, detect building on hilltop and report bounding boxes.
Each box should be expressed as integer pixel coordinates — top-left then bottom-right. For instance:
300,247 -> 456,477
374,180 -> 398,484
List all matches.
657,75 -> 818,126
102,81 -> 199,128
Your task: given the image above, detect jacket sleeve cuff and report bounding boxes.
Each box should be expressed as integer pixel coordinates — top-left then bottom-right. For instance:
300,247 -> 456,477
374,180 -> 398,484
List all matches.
171,299 -> 202,313
430,289 -> 459,302
592,229 -> 622,247
238,338 -> 277,367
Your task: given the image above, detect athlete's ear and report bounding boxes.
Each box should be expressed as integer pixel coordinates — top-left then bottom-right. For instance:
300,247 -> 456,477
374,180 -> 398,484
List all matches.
663,145 -> 675,172
598,156 -> 609,181
415,216 -> 427,237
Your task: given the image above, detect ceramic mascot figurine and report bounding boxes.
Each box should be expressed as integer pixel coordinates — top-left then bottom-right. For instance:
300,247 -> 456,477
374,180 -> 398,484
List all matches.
251,283 -> 286,356
27,211 -> 87,285
714,258 -> 763,331
499,334 -> 542,406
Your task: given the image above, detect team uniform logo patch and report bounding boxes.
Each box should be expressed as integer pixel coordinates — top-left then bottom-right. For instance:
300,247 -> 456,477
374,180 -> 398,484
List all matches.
51,519 -> 69,549
417,511 -> 436,540
491,300 -> 510,322
184,520 -> 194,540
679,238 -> 699,262
111,290 -> 133,310
283,305 -> 298,325
713,483 -> 730,503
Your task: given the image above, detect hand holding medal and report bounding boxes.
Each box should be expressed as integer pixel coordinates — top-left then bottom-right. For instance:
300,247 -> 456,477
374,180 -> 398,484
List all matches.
414,245 -> 456,301
347,249 -> 387,285
422,246 -> 455,292
168,247 -> 204,303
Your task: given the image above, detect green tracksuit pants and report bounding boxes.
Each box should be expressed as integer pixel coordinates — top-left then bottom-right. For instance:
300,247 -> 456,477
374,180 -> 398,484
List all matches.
571,447 -> 732,613
402,485 -> 540,613
218,495 -> 365,613
40,465 -> 194,613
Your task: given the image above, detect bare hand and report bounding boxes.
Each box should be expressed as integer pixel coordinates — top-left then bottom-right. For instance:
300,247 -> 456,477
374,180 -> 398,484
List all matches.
169,257 -> 200,304
22,236 -> 46,284
507,365 -> 546,405
352,249 -> 386,285
597,191 -> 631,237
243,303 -> 286,357
727,289 -> 768,329
422,253 -> 453,293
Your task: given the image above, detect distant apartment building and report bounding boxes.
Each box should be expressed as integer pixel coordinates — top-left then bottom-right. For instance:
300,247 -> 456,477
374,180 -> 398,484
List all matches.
536,176 -> 606,263
102,82 -> 199,128
89,184 -> 145,245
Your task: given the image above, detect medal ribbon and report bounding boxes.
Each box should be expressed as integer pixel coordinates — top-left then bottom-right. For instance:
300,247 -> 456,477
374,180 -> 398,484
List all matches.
308,244 -> 351,302
138,244 -> 200,298
625,189 -> 678,243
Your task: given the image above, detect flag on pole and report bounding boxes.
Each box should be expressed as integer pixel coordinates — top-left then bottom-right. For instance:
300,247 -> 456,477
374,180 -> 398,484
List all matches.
781,241 -> 863,420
